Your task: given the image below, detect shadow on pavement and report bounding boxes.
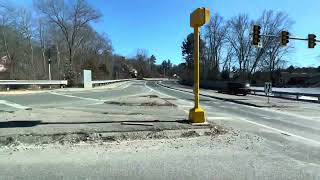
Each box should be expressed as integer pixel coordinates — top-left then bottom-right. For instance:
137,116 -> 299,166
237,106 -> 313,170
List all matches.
0,120 -> 41,128
0,119 -> 190,128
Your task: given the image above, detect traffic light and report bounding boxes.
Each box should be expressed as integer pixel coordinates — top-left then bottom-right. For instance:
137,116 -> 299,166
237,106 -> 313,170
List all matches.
280,31 -> 289,46
252,25 -> 261,46
308,34 -> 316,48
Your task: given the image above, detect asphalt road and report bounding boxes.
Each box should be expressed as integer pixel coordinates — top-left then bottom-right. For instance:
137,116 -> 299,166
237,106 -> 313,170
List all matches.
0,80 -> 319,179
151,80 -> 320,145
0,81 -> 149,111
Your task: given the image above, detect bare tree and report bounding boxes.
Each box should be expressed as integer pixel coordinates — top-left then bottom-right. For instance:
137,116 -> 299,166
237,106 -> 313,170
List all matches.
134,49 -> 149,77
0,0 -> 119,83
38,18 -> 48,76
35,0 -> 101,65
16,8 -> 37,78
227,14 -> 252,80
204,14 -> 227,72
49,25 -> 66,79
221,45 -> 234,71
249,10 -> 293,76
0,3 -> 15,78
226,11 -> 293,81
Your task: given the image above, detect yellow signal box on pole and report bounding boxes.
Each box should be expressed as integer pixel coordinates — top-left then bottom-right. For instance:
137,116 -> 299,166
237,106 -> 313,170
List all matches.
190,8 -> 210,28
189,8 -> 210,124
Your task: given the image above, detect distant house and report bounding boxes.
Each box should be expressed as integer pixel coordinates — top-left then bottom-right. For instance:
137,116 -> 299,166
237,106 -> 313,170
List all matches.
279,72 -> 320,87
0,56 -> 10,72
306,75 -> 320,87
130,69 -> 138,78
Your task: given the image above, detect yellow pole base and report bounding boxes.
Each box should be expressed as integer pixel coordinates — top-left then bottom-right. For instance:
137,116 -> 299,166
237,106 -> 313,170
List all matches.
189,107 -> 206,123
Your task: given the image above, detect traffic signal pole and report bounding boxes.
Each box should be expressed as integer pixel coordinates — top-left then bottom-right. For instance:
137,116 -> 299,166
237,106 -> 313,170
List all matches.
251,25 -> 319,48
189,8 -> 210,124
193,26 -> 200,110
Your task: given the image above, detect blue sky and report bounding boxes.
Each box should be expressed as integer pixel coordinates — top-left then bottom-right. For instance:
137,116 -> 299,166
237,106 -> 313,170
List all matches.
13,0 -> 320,67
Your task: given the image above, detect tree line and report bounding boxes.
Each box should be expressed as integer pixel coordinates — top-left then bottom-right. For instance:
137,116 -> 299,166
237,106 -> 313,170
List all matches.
0,0 -> 177,86
0,1 -> 299,86
180,10 -> 294,85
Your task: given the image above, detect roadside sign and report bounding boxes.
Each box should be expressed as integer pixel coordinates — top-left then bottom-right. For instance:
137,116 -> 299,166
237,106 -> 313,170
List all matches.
264,82 -> 272,94
83,69 -> 92,88
264,82 -> 272,104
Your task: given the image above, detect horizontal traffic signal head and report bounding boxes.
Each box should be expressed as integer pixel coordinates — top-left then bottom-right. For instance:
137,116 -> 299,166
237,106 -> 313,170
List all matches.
252,25 -> 261,46
280,31 -> 289,46
308,34 -> 316,48
190,8 -> 210,27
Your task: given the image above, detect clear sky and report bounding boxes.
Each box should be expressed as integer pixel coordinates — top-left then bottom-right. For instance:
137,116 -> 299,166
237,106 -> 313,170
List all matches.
13,0 -> 320,67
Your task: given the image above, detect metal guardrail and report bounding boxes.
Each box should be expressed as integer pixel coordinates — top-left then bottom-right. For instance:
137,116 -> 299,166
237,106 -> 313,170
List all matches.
91,79 -> 132,86
250,89 -> 320,102
0,80 -> 68,85
91,78 -> 169,87
143,78 -> 169,81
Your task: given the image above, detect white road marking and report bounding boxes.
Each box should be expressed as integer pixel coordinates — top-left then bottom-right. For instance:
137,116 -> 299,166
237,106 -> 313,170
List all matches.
258,106 -> 320,121
179,105 -> 212,109
86,102 -> 105,106
147,83 -> 193,106
74,80 -> 317,146
207,116 -> 233,120
238,117 -> 320,146
261,117 -> 273,120
0,100 -> 31,110
49,92 -> 104,102
156,82 -> 193,94
156,81 -> 320,146
220,99 -> 320,122
95,81 -> 153,101
161,82 -> 320,122
118,81 -> 134,90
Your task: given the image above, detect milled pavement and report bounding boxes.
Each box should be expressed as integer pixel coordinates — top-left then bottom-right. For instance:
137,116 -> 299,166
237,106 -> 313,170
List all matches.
0,81 -> 219,145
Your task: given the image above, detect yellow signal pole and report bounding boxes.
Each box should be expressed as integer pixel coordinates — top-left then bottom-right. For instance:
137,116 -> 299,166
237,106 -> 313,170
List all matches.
189,8 -> 210,124
194,26 -> 200,110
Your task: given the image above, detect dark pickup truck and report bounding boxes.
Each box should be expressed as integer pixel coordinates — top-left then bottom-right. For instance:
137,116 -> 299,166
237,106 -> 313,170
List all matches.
218,82 -> 251,96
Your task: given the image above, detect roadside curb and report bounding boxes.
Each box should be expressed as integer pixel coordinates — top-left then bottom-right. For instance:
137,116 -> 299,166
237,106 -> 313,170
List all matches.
0,126 -> 225,146
157,82 -> 268,108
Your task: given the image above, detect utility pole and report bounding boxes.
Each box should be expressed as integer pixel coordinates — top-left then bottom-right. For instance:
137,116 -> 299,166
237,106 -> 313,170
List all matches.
189,7 -> 210,124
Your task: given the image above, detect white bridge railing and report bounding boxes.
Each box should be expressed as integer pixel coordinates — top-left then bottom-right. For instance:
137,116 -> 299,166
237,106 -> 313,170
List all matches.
91,78 -> 169,87
83,69 -> 169,88
0,80 -> 68,90
91,79 -> 132,87
0,80 -> 68,85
